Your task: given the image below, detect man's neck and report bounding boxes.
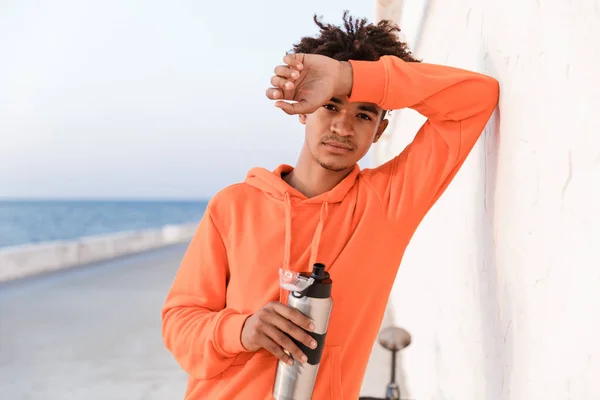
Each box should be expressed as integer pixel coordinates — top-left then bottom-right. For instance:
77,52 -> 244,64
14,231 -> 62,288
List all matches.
283,154 -> 354,198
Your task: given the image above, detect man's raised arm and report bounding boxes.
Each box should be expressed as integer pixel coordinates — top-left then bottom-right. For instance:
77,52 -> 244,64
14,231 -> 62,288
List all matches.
351,56 -> 500,233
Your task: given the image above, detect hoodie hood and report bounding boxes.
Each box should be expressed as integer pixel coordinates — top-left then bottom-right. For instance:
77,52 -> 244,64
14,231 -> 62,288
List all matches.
244,164 -> 361,204
244,164 -> 361,295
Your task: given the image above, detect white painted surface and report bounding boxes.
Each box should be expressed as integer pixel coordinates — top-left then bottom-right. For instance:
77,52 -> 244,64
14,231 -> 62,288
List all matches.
0,224 -> 196,282
373,1 -> 600,399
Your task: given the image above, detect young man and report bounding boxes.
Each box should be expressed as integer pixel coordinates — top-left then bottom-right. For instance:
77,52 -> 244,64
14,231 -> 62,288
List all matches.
162,12 -> 499,400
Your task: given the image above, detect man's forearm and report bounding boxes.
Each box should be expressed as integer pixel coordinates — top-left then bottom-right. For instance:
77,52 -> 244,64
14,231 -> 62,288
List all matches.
347,56 -> 499,118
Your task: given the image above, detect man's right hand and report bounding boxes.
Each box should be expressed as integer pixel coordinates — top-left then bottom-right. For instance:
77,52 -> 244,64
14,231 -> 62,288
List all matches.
266,53 -> 353,116
241,301 -> 318,366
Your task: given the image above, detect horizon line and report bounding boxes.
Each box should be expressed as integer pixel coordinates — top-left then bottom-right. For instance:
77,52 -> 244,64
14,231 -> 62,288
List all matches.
0,196 -> 212,202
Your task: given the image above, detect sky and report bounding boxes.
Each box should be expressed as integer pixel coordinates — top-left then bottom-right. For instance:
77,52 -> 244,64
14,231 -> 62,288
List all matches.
0,0 -> 418,200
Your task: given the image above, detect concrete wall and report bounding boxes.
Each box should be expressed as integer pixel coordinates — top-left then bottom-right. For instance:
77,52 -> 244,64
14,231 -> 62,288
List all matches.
0,224 -> 196,282
374,1 -> 600,399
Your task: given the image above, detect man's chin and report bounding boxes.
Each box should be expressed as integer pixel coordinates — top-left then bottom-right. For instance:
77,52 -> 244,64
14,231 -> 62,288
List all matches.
317,158 -> 355,172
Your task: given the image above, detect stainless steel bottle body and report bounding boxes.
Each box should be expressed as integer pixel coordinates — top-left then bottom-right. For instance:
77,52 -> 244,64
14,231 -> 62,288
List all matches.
273,295 -> 333,400
273,263 -> 333,400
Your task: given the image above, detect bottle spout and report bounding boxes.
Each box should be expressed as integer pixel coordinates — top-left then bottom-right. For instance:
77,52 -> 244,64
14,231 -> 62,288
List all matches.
311,263 -> 327,280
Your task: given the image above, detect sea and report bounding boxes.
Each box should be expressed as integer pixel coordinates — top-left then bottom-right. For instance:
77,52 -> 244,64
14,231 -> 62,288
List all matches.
0,199 -> 209,249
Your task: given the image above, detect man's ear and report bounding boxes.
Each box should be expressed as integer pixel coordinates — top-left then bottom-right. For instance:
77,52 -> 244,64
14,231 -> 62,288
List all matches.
299,114 -> 307,125
373,118 -> 389,143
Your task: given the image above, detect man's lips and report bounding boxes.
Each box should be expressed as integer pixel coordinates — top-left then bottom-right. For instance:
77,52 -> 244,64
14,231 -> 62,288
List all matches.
322,141 -> 353,155
322,141 -> 352,150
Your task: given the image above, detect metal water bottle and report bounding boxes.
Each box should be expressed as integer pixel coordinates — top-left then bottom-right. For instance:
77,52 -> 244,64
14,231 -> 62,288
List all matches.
273,263 -> 333,400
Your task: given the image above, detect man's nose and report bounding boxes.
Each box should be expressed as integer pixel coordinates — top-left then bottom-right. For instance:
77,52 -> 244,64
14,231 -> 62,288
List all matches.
331,113 -> 354,136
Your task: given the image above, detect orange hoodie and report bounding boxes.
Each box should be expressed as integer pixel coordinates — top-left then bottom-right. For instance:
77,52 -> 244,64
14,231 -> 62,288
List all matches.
162,56 -> 499,399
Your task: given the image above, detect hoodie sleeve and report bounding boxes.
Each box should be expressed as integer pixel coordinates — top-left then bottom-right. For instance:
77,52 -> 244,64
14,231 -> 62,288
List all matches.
161,204 -> 251,380
353,56 -> 499,234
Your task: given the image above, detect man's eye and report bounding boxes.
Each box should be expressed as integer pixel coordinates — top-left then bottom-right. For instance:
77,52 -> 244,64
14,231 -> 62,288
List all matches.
324,104 -> 337,111
358,114 -> 372,121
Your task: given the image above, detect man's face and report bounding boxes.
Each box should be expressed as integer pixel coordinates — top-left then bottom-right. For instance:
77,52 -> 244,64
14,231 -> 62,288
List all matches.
299,96 -> 389,172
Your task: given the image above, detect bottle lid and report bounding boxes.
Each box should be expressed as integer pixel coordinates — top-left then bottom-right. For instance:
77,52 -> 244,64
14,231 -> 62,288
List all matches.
279,268 -> 314,292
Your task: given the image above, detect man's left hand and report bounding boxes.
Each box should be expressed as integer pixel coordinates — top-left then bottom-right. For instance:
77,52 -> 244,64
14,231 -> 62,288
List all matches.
266,53 -> 353,115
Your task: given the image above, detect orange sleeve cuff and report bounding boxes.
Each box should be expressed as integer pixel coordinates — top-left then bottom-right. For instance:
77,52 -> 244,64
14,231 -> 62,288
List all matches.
348,58 -> 387,105
215,311 -> 252,356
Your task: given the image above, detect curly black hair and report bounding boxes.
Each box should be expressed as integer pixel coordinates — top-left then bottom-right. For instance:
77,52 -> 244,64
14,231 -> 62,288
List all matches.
291,11 -> 420,64
290,11 -> 420,119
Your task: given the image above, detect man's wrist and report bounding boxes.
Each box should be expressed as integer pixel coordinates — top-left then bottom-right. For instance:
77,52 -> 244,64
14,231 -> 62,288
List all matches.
336,61 -> 353,97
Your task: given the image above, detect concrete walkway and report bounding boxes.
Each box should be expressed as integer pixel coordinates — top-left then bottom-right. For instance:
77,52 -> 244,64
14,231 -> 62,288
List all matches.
0,244 -> 394,400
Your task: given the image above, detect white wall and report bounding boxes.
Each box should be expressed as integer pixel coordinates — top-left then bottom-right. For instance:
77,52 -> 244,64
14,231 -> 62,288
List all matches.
374,1 -> 600,399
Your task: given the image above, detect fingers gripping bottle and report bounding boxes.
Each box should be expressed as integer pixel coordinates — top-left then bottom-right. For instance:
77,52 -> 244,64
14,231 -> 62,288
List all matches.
273,263 -> 333,400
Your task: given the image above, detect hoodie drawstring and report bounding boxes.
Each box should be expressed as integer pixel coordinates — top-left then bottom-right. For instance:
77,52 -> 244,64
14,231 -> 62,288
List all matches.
283,193 -> 292,271
280,193 -> 330,303
309,202 -> 329,268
